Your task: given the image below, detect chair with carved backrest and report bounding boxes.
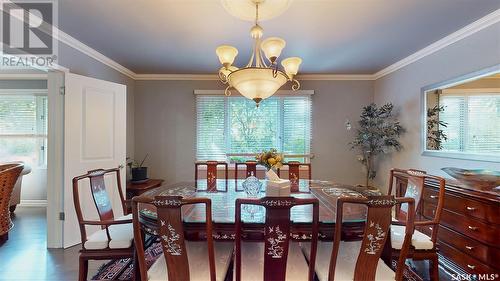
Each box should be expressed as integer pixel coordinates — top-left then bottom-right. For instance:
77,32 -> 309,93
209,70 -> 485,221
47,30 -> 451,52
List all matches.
195,161 -> 228,192
0,163 -> 24,245
385,168 -> 446,281
277,161 -> 312,192
132,195 -> 233,281
302,195 -> 415,281
234,197 -> 319,281
234,160 -> 258,191
72,168 -> 134,281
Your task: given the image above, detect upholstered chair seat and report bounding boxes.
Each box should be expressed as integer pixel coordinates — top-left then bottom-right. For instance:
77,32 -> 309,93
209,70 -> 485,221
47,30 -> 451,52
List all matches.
390,225 -> 434,250
301,241 -> 395,281
84,214 -> 133,250
148,241 -> 233,281
235,242 -> 310,281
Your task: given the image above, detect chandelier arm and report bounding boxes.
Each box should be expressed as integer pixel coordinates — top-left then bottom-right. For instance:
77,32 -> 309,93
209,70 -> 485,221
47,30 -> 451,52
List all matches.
291,79 -> 301,91
218,71 -> 229,84
224,85 -> 233,96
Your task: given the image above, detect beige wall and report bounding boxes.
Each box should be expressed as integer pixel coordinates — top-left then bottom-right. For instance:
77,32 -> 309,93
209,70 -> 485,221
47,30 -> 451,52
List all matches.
134,80 -> 373,186
373,22 -> 500,192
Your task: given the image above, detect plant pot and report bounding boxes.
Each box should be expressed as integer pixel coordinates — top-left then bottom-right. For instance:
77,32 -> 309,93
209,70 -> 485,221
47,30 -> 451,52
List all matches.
131,167 -> 148,182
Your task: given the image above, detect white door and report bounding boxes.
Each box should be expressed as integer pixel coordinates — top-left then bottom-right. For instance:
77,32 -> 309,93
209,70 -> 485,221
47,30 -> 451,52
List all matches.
63,73 -> 127,248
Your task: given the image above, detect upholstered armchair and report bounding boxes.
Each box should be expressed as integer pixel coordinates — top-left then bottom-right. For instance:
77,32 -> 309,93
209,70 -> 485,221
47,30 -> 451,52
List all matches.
8,161 -> 31,213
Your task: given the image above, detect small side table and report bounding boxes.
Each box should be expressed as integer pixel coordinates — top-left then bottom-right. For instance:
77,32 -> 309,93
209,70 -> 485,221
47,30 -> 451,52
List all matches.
126,179 -> 164,199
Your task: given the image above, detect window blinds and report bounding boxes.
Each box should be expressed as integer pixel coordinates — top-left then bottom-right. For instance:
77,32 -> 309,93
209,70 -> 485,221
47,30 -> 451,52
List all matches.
196,95 -> 312,162
440,93 -> 500,154
0,95 -> 47,136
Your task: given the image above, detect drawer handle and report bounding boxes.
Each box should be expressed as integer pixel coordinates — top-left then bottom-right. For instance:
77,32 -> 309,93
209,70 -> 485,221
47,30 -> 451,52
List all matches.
465,245 -> 474,250
466,206 -> 476,211
429,195 -> 438,199
467,264 -> 476,270
468,226 -> 478,231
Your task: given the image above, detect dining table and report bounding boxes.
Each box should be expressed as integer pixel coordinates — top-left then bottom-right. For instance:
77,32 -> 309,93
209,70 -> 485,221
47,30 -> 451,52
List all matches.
136,179 -> 381,241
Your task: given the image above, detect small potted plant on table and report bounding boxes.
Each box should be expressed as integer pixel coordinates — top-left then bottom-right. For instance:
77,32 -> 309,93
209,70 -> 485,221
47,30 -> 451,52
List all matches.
127,154 -> 149,183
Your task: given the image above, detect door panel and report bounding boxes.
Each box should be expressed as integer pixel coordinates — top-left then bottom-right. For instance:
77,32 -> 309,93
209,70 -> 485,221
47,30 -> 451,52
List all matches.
63,73 -> 126,248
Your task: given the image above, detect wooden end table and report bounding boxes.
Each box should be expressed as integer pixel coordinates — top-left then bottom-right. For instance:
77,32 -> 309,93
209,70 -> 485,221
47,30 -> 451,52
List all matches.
126,179 -> 164,199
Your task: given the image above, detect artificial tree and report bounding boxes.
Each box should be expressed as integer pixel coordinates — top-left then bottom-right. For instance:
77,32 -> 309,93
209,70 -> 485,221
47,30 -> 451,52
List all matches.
350,103 -> 404,187
426,104 -> 448,150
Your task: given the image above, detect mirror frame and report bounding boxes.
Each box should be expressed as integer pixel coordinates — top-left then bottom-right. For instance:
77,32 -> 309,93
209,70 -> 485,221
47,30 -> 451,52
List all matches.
421,64 -> 500,163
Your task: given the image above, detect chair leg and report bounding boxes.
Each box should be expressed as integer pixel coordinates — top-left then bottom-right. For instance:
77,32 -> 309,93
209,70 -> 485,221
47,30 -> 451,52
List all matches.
79,257 -> 88,281
429,255 -> 439,281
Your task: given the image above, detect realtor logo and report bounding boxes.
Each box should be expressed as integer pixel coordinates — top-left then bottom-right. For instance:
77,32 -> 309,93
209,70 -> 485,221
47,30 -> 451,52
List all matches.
1,0 -> 58,68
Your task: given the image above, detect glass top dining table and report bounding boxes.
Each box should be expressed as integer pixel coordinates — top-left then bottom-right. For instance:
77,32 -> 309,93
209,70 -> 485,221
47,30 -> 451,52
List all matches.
138,179 -> 380,225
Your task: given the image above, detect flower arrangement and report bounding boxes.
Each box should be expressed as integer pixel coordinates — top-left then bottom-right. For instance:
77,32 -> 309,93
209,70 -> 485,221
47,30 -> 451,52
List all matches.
256,148 -> 284,171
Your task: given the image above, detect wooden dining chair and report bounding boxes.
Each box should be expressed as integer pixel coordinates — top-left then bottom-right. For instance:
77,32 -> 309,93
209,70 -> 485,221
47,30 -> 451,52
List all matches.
234,160 -> 258,191
0,163 -> 24,245
234,197 -> 319,281
132,195 -> 233,281
385,168 -> 446,281
277,161 -> 312,192
195,161 -> 228,192
72,168 -> 134,281
302,195 -> 415,281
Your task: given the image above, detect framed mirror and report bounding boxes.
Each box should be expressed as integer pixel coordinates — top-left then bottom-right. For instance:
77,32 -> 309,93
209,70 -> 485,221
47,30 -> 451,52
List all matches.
422,65 -> 500,162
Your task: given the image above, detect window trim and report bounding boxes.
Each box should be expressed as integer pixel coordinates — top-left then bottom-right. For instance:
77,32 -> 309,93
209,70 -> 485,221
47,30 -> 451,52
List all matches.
195,90 -> 314,163
421,65 -> 500,163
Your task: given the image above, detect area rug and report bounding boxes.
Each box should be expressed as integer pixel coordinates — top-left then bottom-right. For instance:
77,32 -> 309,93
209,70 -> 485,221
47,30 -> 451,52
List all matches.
92,242 -> 162,280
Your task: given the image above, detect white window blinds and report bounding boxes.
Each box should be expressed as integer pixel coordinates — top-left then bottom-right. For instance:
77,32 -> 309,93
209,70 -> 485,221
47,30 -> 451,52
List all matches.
440,93 -> 500,154
196,94 -> 312,162
0,94 -> 48,167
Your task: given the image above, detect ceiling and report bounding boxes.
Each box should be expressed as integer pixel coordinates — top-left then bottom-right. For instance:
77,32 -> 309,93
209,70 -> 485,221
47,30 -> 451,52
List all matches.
58,0 -> 500,74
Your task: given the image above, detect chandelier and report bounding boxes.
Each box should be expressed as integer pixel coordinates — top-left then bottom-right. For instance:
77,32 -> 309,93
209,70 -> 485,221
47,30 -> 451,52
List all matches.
216,0 -> 302,107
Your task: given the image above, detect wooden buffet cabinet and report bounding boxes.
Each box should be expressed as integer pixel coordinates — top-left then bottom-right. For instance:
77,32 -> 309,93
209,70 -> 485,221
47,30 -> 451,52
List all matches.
394,175 -> 500,277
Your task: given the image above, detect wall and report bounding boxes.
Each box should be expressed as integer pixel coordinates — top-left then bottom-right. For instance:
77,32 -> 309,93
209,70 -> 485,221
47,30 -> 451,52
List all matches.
134,79 -> 373,186
373,22 -> 500,192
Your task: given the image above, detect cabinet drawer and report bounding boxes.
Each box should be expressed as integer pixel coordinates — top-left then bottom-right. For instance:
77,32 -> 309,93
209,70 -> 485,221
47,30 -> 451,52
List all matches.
438,226 -> 500,270
423,188 -> 500,224
439,242 -> 495,275
423,204 -> 500,247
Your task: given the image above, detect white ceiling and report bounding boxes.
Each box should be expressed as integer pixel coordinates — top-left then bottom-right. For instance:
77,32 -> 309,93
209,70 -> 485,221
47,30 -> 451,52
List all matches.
58,0 -> 500,74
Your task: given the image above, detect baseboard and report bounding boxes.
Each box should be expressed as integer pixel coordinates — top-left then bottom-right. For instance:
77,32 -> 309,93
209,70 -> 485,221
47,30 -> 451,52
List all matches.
18,199 -> 48,207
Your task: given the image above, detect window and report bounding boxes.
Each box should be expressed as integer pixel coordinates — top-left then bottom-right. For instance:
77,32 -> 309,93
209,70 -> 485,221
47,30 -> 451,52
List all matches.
196,94 -> 312,162
0,94 -> 48,167
440,92 -> 500,154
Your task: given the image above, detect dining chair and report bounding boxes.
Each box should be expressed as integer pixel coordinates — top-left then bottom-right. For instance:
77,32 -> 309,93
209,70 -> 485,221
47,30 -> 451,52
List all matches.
234,197 -> 319,281
0,163 -> 24,245
302,195 -> 415,281
72,168 -> 134,281
132,195 -> 233,281
385,168 -> 446,281
234,160 -> 258,191
276,161 -> 312,192
195,161 -> 228,192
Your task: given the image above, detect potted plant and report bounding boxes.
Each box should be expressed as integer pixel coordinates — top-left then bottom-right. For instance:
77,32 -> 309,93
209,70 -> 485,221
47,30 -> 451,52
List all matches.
350,103 -> 404,187
127,154 -> 149,183
426,104 -> 448,150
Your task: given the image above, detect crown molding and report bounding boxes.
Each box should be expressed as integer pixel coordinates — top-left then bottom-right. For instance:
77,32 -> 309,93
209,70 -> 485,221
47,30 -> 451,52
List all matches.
374,9 -> 500,79
134,74 -> 219,80
297,74 -> 375,80
56,30 -> 136,79
134,73 -> 375,80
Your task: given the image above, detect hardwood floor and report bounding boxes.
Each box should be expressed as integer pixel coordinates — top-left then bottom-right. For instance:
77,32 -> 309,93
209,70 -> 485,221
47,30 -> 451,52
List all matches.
0,207 -> 103,281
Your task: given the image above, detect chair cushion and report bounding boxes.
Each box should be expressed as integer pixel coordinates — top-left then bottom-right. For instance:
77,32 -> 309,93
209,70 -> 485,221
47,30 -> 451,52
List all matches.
84,214 -> 133,250
391,225 -> 434,250
234,242 -> 309,281
301,241 -> 395,281
148,241 -> 233,281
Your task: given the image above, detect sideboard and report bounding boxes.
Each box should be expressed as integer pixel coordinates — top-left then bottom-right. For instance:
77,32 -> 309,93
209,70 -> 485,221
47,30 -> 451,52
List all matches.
393,174 -> 500,277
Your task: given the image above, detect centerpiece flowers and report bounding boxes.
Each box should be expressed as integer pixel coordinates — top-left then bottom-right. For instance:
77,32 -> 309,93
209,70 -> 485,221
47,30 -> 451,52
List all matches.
256,148 -> 284,171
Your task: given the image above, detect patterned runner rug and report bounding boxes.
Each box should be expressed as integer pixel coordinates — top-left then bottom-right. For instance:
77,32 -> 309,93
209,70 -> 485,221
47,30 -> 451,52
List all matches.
92,242 -> 162,280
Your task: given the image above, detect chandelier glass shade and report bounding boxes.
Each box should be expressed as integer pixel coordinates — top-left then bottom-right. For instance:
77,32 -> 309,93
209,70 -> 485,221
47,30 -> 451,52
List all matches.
216,0 -> 301,106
